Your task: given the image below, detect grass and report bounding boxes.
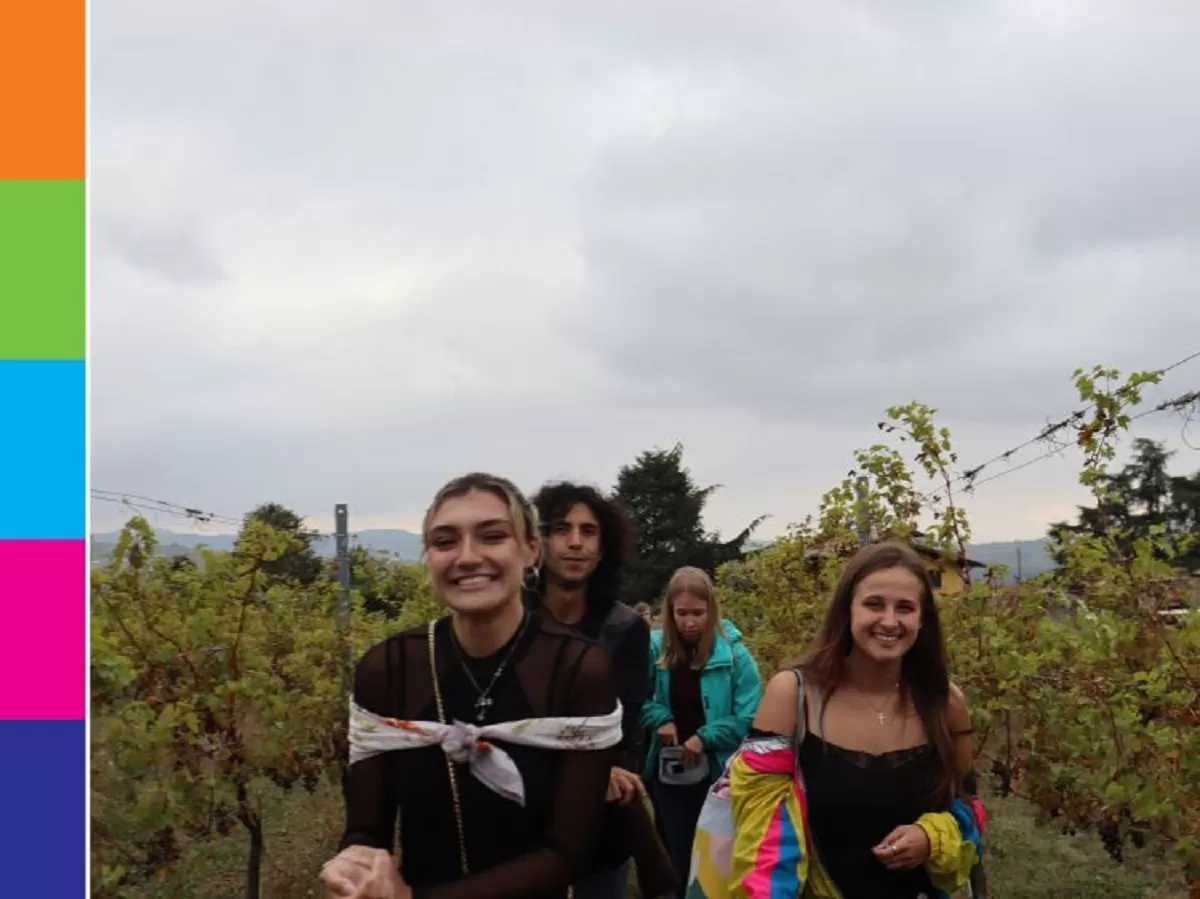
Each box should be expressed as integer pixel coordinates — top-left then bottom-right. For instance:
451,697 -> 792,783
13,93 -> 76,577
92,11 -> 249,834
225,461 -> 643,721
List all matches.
973,794 -> 1187,898
118,784 -> 1188,898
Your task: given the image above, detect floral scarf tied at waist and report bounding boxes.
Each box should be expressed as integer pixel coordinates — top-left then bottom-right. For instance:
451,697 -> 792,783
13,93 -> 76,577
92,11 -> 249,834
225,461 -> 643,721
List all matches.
347,699 -> 625,807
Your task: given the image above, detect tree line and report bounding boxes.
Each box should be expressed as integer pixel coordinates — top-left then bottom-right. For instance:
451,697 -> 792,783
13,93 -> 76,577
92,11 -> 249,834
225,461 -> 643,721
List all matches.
1051,436 -> 1200,572
228,442 -> 769,616
249,431 -> 1199,621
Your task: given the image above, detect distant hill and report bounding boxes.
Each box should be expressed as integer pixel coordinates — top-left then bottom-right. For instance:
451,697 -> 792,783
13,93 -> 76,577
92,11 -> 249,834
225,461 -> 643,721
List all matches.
90,539 -> 202,567
964,539 -> 1056,582
89,526 -> 425,567
90,527 -> 1055,581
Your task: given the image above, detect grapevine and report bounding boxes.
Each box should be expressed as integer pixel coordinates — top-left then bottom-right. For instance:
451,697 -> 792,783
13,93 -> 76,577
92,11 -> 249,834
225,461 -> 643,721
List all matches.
90,518 -> 398,898
717,364 -> 1200,889
89,360 -> 1199,894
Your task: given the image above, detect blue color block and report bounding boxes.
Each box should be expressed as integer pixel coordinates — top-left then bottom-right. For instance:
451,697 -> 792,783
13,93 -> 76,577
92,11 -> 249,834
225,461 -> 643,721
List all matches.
0,360 -> 85,538
0,720 -> 85,893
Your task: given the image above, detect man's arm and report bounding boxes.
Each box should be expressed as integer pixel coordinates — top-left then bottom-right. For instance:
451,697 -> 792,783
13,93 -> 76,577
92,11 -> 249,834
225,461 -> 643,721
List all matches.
610,614 -> 651,771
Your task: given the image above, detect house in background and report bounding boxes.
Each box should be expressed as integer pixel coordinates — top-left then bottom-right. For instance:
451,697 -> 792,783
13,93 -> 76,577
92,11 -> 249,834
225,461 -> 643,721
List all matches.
795,534 -> 986,597
911,541 -> 986,596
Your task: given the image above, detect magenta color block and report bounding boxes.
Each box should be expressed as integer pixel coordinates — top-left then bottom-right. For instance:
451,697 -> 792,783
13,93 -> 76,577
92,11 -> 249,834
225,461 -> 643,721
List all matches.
0,540 -> 86,719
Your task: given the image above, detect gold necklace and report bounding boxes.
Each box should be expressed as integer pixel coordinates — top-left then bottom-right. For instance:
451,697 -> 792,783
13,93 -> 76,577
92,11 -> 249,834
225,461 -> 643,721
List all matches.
865,683 -> 901,727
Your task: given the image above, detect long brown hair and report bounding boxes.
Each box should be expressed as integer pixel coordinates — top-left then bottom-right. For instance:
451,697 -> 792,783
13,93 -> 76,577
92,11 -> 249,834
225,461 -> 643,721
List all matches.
798,541 -> 960,803
658,567 -> 724,670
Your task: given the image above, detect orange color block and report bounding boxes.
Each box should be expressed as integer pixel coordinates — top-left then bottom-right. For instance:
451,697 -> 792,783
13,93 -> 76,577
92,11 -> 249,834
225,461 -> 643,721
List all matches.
0,0 -> 86,179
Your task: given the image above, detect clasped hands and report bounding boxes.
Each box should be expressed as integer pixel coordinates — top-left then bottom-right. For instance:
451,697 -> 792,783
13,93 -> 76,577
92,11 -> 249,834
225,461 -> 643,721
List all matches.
320,846 -> 411,899
323,768 -> 649,896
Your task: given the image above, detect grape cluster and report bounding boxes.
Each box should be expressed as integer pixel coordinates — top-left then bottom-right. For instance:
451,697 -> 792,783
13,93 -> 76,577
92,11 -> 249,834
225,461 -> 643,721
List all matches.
143,827 -> 181,867
1098,819 -> 1123,863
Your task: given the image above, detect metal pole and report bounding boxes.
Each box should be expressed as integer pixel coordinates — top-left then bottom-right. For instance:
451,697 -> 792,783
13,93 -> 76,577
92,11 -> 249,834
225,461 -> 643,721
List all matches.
854,476 -> 870,548
335,504 -> 350,632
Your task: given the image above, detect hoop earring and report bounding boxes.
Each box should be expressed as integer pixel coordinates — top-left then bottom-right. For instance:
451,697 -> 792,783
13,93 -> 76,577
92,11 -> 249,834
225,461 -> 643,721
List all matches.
523,566 -> 541,591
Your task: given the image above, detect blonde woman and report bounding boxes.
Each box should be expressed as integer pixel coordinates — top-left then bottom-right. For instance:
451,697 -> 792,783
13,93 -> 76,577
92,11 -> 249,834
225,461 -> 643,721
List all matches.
319,473 -> 622,899
641,567 -> 763,889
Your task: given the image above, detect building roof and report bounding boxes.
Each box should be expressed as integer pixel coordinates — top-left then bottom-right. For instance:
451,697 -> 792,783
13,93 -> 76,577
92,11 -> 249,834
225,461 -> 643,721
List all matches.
911,539 -> 986,569
796,535 -> 985,570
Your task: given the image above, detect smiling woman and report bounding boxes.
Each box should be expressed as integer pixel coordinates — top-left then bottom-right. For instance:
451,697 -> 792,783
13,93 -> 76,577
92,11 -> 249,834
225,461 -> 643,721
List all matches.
725,542 -> 984,899
422,476 -> 539,664
319,473 -> 624,899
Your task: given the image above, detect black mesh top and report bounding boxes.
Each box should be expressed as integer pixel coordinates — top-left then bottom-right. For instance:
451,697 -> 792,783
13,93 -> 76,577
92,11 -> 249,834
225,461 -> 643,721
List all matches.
339,611 -> 616,899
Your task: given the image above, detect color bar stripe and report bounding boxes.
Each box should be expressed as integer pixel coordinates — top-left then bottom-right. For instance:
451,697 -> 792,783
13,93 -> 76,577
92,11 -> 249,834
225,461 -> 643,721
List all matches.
0,180 -> 86,359
0,0 -> 86,180
0,0 -> 87,893
0,720 -> 87,892
0,361 -> 86,539
0,542 -> 87,720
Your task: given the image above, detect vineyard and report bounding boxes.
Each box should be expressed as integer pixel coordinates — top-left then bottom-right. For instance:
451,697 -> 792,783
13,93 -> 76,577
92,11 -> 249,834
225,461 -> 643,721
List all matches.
90,363 -> 1199,898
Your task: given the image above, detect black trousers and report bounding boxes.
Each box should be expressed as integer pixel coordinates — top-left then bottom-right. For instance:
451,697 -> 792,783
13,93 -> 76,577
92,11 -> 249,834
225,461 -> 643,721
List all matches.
650,777 -> 712,894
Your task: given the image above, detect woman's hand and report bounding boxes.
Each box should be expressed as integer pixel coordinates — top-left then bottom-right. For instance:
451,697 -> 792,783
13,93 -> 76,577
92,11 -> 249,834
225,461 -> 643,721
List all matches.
320,846 -> 410,898
320,847 -> 370,897
607,767 -> 645,805
657,722 -> 679,746
681,735 -> 704,767
872,824 -> 931,871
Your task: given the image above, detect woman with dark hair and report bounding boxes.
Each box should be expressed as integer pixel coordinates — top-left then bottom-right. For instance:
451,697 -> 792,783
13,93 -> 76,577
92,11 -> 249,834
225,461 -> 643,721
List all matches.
725,541 -> 984,898
319,473 -> 623,899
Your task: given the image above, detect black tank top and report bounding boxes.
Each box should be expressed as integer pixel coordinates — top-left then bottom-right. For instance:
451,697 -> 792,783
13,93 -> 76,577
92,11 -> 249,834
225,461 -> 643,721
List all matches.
799,730 -> 940,899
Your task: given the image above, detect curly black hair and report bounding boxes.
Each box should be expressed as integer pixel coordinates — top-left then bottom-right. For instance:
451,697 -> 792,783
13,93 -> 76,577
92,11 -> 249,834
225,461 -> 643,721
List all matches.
531,481 -> 636,616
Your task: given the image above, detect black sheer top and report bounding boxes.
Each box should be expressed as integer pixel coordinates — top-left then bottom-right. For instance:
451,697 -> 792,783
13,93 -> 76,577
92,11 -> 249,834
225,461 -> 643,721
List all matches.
340,611 -> 616,899
799,731 -> 940,899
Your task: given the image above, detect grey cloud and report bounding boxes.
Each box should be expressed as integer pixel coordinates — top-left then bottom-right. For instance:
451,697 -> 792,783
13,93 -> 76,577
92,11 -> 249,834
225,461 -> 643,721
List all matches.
568,2 -> 1200,427
91,0 -> 1200,542
93,211 -> 226,285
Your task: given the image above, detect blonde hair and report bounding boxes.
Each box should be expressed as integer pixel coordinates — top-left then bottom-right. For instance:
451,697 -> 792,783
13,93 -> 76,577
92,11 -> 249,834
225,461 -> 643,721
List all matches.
421,472 -> 540,553
658,566 -> 724,670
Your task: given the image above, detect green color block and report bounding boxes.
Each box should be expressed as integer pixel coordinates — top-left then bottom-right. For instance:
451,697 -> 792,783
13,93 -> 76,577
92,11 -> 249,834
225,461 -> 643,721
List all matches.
0,179 -> 86,359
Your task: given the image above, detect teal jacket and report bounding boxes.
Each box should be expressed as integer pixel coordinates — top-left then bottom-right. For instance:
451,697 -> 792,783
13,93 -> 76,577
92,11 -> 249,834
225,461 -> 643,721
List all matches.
641,618 -> 763,783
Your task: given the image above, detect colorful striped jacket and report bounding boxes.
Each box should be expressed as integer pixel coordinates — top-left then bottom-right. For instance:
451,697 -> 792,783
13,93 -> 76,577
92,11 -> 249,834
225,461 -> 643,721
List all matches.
718,733 -> 984,898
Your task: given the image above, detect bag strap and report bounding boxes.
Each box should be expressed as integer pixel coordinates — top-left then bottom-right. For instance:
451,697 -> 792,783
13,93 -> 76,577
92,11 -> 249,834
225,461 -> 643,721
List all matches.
426,620 -> 575,899
428,621 -> 471,877
789,667 -> 824,868
790,668 -> 808,748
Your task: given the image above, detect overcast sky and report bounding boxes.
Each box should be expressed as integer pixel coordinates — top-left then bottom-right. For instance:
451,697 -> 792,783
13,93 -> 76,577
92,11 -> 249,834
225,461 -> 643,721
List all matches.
90,0 -> 1200,543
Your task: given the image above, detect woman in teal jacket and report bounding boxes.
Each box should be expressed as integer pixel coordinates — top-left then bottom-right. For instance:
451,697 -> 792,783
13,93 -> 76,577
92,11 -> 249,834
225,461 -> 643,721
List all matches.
642,567 -> 763,889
